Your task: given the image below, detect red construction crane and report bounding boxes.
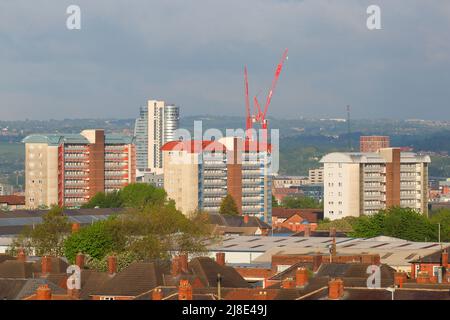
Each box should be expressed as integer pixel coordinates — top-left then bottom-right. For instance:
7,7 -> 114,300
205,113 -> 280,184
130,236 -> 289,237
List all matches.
244,48 -> 288,140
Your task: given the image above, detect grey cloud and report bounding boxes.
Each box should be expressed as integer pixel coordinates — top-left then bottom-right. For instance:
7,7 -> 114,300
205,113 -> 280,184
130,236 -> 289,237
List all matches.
0,0 -> 449,120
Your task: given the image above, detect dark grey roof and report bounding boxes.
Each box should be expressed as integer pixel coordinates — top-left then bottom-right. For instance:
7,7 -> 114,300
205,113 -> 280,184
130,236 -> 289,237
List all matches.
0,208 -> 123,235
410,246 -> 450,264
208,214 -> 271,229
188,257 -> 250,288
0,278 -> 66,300
91,261 -> 170,297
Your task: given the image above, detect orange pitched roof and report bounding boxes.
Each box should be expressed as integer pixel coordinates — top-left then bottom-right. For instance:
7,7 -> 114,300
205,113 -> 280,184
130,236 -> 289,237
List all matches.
161,140 -> 226,153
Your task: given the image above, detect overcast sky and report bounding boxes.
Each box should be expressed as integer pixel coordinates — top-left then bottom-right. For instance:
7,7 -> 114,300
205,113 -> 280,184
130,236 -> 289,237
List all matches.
0,0 -> 449,120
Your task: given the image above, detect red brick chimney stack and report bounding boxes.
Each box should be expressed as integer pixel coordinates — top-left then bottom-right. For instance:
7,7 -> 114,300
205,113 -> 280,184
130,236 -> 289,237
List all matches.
216,252 -> 225,266
171,256 -> 181,276
36,284 -> 52,300
107,255 -> 117,275
304,225 -> 311,237
394,272 -> 407,288
312,255 -> 322,272
152,288 -> 163,300
178,280 -> 193,300
41,256 -> 52,275
281,278 -> 296,289
76,253 -> 85,269
71,222 -> 80,234
329,227 -> 336,238
296,267 -> 309,287
17,248 -> 26,262
179,254 -> 188,273
442,249 -> 448,268
328,278 -> 344,300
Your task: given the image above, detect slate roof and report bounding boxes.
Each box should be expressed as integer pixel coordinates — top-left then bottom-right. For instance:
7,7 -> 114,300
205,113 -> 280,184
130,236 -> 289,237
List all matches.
0,261 -> 35,278
188,257 -> 250,288
0,279 -> 66,300
33,257 -> 69,274
208,214 -> 271,229
91,261 -> 170,297
300,287 -> 450,300
410,246 -> 450,264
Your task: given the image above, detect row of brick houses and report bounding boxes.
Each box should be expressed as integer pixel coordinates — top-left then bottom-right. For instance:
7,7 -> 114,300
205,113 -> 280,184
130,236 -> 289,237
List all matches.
0,245 -> 448,300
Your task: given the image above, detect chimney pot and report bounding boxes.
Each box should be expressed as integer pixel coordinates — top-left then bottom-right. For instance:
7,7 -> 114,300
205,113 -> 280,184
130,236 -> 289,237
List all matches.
76,253 -> 85,269
216,252 -> 225,266
394,272 -> 407,288
296,267 -> 309,287
178,280 -> 193,300
442,250 -> 448,268
41,256 -> 52,275
304,225 -> 311,237
179,253 -> 188,273
36,284 -> 52,300
329,227 -> 336,238
171,256 -> 181,276
152,287 -> 163,300
107,255 -> 117,275
71,223 -> 80,234
17,248 -> 26,262
312,255 -> 322,272
328,278 -> 344,300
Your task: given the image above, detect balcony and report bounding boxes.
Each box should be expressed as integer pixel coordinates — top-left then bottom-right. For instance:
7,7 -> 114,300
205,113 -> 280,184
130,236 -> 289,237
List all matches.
364,175 -> 384,182
242,188 -> 262,195
203,171 -> 227,178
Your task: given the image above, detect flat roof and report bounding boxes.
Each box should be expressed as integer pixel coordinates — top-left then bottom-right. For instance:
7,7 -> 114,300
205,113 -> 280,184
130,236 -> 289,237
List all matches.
208,235 -> 449,267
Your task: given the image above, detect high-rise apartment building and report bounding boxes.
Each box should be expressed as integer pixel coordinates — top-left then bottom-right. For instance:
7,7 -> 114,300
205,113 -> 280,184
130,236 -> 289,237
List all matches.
162,137 -> 272,223
360,136 -> 390,152
308,168 -> 324,184
134,106 -> 148,171
23,129 -> 136,209
134,100 -> 179,173
320,148 -> 430,220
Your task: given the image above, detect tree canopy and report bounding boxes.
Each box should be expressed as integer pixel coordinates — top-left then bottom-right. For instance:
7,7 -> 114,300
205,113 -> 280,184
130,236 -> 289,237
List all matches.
9,206 -> 71,256
82,183 -> 167,209
219,194 -> 239,216
317,207 -> 443,242
281,195 -> 322,209
64,204 -> 213,268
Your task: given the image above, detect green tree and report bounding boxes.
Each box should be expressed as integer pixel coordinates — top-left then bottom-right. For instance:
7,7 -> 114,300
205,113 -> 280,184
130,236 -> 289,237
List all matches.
281,196 -> 322,209
81,183 -> 167,209
350,207 -> 437,241
272,195 -> 279,208
119,183 -> 167,209
9,206 -> 71,256
219,194 -> 239,216
63,205 -> 213,270
430,209 -> 450,242
82,191 -> 122,208
63,217 -> 125,263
